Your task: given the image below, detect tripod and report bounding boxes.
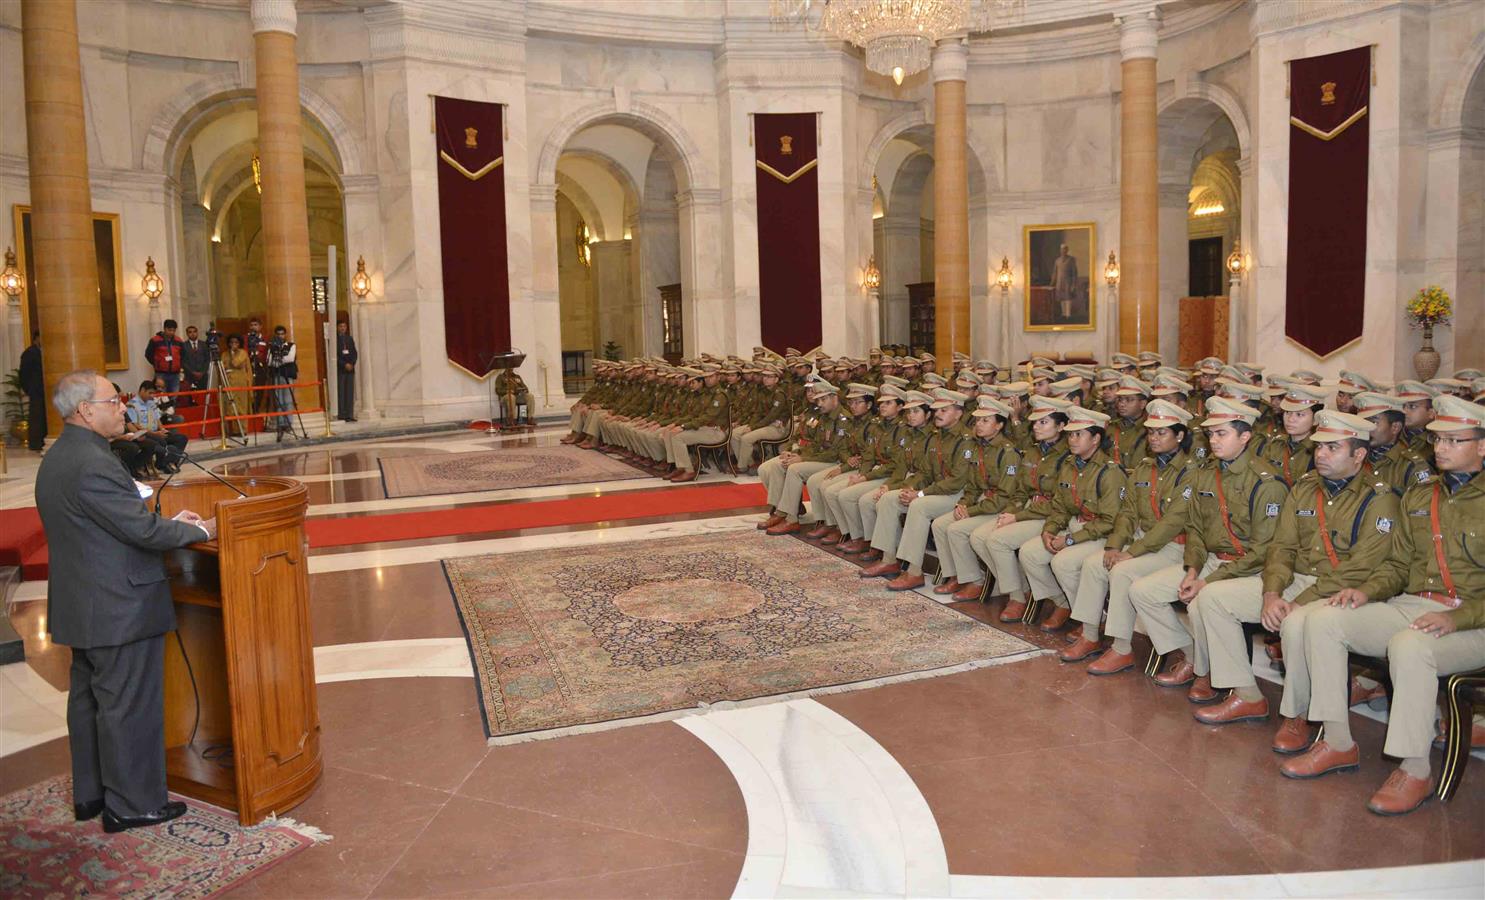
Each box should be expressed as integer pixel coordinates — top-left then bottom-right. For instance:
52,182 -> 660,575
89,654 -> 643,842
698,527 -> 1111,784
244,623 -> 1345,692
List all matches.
212,358 -> 248,446
266,369 -> 308,443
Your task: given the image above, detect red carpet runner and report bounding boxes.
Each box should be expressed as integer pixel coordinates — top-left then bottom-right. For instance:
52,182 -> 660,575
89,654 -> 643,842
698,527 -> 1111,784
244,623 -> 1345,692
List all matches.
305,482 -> 767,549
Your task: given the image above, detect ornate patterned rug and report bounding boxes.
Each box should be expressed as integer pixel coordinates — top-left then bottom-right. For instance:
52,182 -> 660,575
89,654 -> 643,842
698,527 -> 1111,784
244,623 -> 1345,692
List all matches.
379,445 -> 647,497
445,531 -> 1040,742
0,776 -> 327,898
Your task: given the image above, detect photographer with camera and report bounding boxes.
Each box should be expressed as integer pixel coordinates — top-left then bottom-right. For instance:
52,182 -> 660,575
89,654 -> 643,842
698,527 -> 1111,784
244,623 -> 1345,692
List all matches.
267,325 -> 298,440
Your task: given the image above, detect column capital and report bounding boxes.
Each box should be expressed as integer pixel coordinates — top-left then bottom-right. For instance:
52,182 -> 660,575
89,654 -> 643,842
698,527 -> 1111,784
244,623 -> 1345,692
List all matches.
931,38 -> 968,83
251,0 -> 297,36
1114,9 -> 1160,61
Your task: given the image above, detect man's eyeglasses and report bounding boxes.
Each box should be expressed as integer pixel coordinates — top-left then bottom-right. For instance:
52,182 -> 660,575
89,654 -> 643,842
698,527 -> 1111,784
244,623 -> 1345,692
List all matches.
81,396 -> 122,407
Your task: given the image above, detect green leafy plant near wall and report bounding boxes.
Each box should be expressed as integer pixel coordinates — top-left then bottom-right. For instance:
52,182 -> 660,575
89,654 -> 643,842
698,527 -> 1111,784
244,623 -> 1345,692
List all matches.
602,341 -> 622,362
4,368 -> 27,445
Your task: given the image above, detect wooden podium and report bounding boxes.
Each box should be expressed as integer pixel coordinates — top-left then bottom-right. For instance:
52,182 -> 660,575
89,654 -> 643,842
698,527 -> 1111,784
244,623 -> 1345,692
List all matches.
154,476 -> 322,826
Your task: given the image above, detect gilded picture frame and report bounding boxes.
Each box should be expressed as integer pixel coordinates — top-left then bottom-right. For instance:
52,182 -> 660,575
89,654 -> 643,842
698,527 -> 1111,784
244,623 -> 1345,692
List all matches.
1023,222 -> 1097,333
13,205 -> 129,370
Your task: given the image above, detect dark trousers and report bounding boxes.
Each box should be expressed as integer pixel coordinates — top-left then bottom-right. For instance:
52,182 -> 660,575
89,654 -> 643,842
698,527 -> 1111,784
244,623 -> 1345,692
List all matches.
338,367 -> 355,420
68,635 -> 168,816
154,372 -> 180,394
27,392 -> 47,451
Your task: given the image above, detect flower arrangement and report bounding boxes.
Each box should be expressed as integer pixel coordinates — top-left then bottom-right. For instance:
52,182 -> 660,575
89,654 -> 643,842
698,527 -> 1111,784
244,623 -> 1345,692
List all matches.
1404,285 -> 1452,330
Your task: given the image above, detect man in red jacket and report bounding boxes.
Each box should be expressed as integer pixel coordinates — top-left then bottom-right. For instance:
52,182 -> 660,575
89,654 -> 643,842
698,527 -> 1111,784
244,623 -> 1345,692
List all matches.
142,320 -> 184,393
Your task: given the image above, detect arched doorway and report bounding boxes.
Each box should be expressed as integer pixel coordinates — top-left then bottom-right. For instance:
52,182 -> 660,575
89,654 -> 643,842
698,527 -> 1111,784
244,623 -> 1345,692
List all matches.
1159,93 -> 1247,362
552,121 -> 683,384
1452,55 -> 1485,368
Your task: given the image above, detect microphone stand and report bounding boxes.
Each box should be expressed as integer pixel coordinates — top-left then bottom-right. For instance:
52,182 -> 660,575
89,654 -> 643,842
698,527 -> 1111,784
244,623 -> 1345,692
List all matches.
177,450 -> 250,498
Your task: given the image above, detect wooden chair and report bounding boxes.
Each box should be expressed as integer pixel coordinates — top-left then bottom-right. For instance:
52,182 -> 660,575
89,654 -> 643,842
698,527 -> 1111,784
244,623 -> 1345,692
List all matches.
688,395 -> 736,476
756,420 -> 794,464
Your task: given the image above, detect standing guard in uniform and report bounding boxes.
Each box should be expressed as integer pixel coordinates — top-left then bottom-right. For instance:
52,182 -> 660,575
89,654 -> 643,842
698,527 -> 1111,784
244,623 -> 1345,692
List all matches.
1128,398 -> 1289,700
1015,406 -> 1127,632
972,397 -> 1072,623
1197,411 -> 1398,732
929,395 -> 1024,600
1286,395 -> 1484,815
1063,400 -> 1197,671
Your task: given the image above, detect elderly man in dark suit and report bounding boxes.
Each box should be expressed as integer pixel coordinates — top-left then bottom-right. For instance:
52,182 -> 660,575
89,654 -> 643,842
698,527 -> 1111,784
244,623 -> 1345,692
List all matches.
35,370 -> 217,833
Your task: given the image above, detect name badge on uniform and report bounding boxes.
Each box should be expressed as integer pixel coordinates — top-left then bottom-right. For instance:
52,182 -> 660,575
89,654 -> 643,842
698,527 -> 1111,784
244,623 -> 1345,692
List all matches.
1134,481 -> 1151,488
1119,486 -> 1127,500
1199,490 -> 1215,498
1297,509 -> 1316,517
1006,465 -> 1017,475
1265,502 -> 1281,517
1409,509 -> 1428,517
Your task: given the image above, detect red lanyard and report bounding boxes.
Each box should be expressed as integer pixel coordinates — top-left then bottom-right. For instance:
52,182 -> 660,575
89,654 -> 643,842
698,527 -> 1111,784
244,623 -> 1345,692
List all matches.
1314,485 -> 1341,569
1214,467 -> 1247,557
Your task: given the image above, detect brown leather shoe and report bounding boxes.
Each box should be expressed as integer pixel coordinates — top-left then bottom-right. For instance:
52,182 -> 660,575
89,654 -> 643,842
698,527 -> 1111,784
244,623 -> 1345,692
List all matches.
1366,768 -> 1432,816
839,538 -> 869,553
1349,676 -> 1387,708
1087,649 -> 1136,676
933,578 -> 961,595
1063,624 -> 1083,643
670,470 -> 697,482
951,582 -> 984,601
803,523 -> 832,540
998,599 -> 1027,623
858,549 -> 884,563
1153,654 -> 1195,687
819,527 -> 843,545
1058,636 -> 1104,663
886,573 -> 925,591
860,560 -> 901,578
1271,716 -> 1315,755
1194,692 -> 1270,725
1038,605 -> 1072,632
766,521 -> 801,536
757,513 -> 785,531
1279,739 -> 1360,780
577,440 -> 596,450
1186,675 -> 1219,703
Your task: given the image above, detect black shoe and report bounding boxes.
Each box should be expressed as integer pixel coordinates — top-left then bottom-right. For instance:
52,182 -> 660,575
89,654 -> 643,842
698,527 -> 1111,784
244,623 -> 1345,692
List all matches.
74,798 -> 105,821
102,801 -> 188,833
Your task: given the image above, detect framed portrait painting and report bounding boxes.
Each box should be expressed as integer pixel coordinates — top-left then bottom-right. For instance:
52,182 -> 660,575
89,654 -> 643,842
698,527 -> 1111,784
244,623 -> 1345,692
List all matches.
1023,222 -> 1096,332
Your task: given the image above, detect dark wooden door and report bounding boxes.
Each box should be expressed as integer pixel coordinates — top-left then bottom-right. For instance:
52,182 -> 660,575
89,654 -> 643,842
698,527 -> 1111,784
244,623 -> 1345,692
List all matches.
1188,237 -> 1225,297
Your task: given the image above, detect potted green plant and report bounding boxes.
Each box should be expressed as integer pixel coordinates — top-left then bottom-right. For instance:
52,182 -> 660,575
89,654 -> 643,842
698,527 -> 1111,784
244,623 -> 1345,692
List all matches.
4,367 -> 27,446
1404,285 -> 1452,380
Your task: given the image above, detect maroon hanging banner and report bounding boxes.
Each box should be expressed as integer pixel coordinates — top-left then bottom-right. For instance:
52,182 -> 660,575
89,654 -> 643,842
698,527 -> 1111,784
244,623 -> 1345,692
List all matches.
1284,46 -> 1370,358
755,113 -> 822,353
435,96 -> 511,377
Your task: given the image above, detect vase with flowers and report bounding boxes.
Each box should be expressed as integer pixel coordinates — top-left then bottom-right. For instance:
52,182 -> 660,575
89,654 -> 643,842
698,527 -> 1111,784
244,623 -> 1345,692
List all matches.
1404,285 -> 1452,380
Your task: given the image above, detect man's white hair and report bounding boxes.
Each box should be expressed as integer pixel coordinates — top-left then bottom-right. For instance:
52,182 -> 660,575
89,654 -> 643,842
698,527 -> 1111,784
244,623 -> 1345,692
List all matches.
53,369 -> 101,419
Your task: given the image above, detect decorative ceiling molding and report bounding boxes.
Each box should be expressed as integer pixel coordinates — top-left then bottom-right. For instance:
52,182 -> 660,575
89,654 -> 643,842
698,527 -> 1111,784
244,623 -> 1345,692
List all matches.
1249,0 -> 1403,39
364,3 -> 525,71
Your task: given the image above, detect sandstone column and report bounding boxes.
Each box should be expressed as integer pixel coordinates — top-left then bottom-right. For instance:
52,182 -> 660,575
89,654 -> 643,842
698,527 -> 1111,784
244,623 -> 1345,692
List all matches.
252,0 -> 319,405
932,39 -> 970,371
1117,11 -> 1160,354
21,0 -> 102,433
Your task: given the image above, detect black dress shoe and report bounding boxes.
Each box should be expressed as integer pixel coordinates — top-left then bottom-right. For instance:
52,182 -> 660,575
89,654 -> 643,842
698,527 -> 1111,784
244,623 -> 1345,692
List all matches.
102,801 -> 188,833
74,798 -> 105,821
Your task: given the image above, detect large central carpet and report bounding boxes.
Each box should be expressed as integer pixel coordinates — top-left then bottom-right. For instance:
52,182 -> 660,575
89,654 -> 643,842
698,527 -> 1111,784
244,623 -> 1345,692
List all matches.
0,776 -> 325,898
379,445 -> 646,497
445,531 -> 1039,742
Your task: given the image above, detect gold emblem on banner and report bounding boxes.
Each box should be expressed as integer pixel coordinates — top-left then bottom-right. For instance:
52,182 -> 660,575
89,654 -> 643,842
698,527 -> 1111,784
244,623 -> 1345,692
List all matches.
756,158 -> 818,183
780,135 -> 794,156
465,127 -> 479,148
1320,82 -> 1336,105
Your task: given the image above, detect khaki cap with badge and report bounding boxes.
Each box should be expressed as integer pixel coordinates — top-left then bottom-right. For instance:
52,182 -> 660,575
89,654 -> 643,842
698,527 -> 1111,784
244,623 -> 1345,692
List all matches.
972,395 -> 1014,418
901,390 -> 934,409
1114,375 -> 1153,397
1338,371 -> 1380,394
1144,398 -> 1194,428
1279,383 -> 1328,411
1310,410 -> 1377,443
930,388 -> 971,409
1151,374 -> 1194,397
1394,380 -> 1440,400
1064,406 -> 1111,431
1425,395 -> 1485,433
1027,395 -> 1075,421
1201,396 -> 1261,427
846,382 -> 877,400
1050,376 -> 1084,398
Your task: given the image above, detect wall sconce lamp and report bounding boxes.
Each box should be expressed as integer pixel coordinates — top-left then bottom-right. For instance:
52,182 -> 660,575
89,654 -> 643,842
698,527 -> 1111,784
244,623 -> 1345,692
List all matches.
1,247 -> 22,299
862,254 -> 881,291
1104,250 -> 1120,287
141,256 -> 164,302
1226,239 -> 1244,279
351,255 -> 372,298
995,256 -> 1012,294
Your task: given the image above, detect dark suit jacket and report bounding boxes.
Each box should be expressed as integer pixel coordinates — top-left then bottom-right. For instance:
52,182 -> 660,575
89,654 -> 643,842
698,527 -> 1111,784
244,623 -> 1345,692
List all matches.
19,344 -> 43,397
181,339 -> 210,378
36,424 -> 206,648
336,333 -> 358,369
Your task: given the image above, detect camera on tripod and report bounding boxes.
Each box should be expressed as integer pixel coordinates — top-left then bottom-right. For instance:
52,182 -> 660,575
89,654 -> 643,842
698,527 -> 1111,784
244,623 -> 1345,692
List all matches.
268,337 -> 288,366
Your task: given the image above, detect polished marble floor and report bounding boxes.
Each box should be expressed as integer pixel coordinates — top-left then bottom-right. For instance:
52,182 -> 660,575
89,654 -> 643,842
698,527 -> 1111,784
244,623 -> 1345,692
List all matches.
3,427 -> 1483,898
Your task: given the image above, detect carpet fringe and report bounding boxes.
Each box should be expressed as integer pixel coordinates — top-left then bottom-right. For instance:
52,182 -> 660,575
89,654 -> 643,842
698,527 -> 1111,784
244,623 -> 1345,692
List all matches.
486,647 -> 1049,747
259,813 -> 333,844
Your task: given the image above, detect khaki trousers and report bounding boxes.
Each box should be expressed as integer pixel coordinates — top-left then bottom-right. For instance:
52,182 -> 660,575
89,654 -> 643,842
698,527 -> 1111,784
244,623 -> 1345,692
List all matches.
932,512 -> 997,583
1072,541 -> 1186,641
735,424 -> 786,468
804,469 -> 848,525
895,492 -> 963,569
568,406 -> 585,432
582,409 -> 607,438
632,424 -> 667,461
835,479 -> 887,539
1017,521 -> 1101,606
870,491 -> 914,558
1128,555 -> 1223,671
858,485 -> 891,540
668,427 -> 725,472
1199,573 -> 1316,691
759,456 -> 788,507
777,460 -> 834,522
974,518 -> 1046,594
1304,594 -> 1485,759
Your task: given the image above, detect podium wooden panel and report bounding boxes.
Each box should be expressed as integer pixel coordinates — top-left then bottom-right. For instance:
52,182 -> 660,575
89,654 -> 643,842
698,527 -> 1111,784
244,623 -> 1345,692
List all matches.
154,476 -> 321,826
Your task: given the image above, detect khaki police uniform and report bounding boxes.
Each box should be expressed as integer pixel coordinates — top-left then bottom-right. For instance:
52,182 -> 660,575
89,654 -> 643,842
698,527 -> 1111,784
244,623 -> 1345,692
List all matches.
861,408 -> 933,554
1018,439 -> 1125,609
931,433 -> 1024,585
971,436 -> 1069,595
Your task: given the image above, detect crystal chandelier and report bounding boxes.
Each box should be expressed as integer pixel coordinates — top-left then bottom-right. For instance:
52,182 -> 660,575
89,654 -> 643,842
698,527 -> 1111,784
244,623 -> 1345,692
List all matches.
770,1 -> 979,85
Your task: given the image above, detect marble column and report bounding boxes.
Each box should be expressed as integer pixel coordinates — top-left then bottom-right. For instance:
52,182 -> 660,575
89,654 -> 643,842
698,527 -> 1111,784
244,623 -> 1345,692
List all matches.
21,0 -> 102,433
1117,11 -> 1160,354
931,40 -> 970,371
251,0 -> 319,402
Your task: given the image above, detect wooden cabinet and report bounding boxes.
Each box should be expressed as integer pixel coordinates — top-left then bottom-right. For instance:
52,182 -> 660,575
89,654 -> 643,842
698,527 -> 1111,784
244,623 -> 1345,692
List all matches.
906,281 -> 935,356
659,283 -> 683,364
156,476 -> 322,826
